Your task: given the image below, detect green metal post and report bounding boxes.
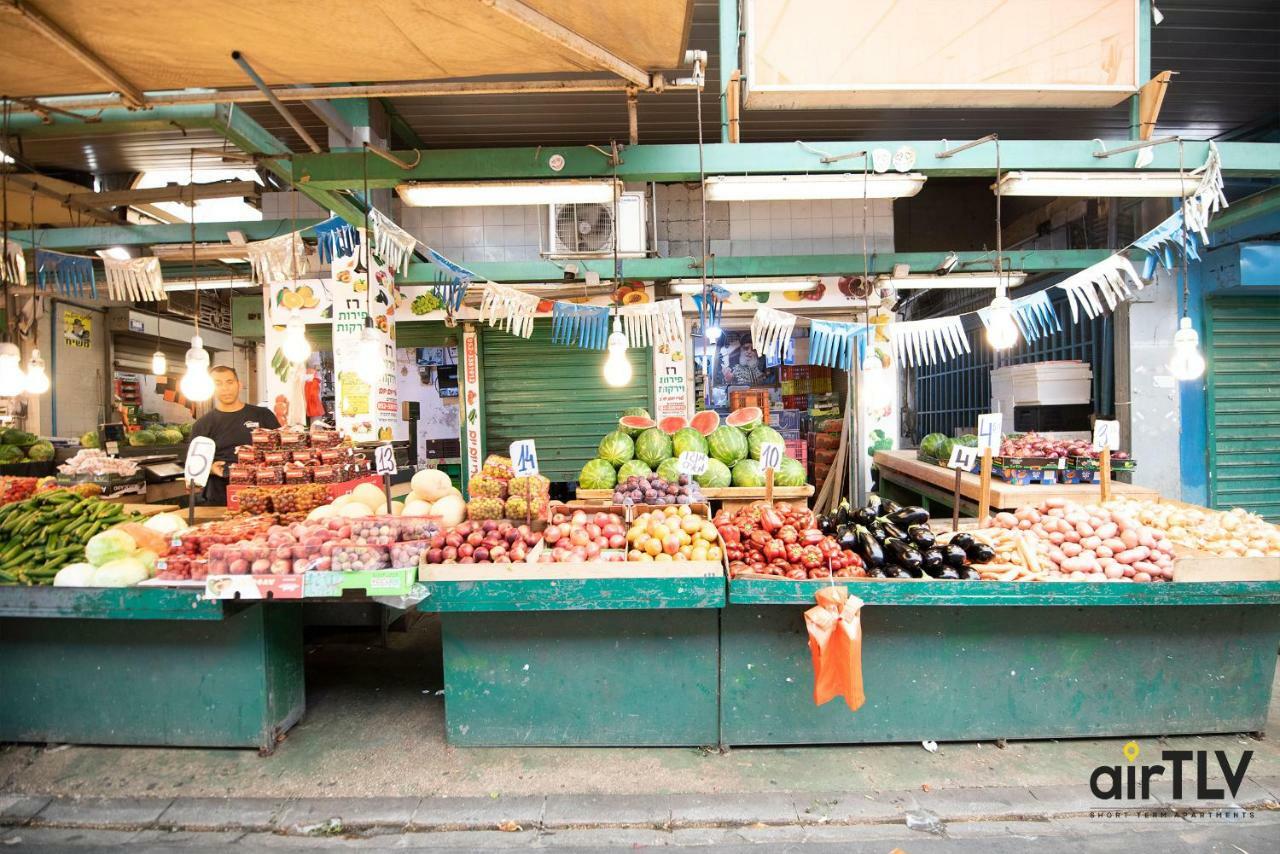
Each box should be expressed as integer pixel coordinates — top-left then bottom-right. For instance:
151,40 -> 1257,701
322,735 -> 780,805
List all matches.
719,0 -> 740,143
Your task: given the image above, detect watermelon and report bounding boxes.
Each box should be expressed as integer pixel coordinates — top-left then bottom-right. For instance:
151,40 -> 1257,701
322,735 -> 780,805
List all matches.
707,425 -> 748,466
128,430 -> 157,447
695,458 -> 732,489
617,459 -> 653,481
156,428 -> 184,445
578,458 -> 618,490
597,430 -> 635,466
775,456 -> 807,487
621,407 -> 651,420
671,427 -> 707,457
0,445 -> 23,464
748,426 -> 785,460
732,459 -> 765,487
655,458 -> 682,482
618,414 -> 656,437
1,429 -> 36,447
690,410 -> 720,436
726,406 -> 763,432
25,440 -> 54,462
634,427 -> 673,467
658,416 -> 687,436
177,422 -> 192,439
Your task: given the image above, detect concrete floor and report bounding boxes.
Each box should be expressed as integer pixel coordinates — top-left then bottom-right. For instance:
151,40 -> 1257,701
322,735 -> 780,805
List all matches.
2,613 -> 1279,801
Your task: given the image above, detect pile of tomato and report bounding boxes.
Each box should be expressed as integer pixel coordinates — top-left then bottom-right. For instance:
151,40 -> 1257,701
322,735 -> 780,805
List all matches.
714,501 -> 864,580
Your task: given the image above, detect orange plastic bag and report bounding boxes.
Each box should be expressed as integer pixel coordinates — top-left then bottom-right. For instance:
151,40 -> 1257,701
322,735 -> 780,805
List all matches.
804,586 -> 865,711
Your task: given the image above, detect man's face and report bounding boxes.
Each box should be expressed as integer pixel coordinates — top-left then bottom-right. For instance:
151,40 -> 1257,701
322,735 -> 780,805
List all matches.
213,371 -> 241,406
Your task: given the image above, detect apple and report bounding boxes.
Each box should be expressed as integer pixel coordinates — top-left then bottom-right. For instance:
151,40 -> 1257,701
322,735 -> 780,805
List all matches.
426,548 -> 443,564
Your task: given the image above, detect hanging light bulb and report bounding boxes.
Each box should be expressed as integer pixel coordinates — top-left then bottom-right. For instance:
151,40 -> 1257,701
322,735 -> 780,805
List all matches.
24,349 -> 49,395
282,311 -> 312,364
151,350 -> 167,376
355,320 -> 384,386
1168,316 -> 1205,381
704,323 -> 722,343
179,335 -> 214,402
603,317 -> 632,387
0,343 -> 25,397
985,292 -> 1019,351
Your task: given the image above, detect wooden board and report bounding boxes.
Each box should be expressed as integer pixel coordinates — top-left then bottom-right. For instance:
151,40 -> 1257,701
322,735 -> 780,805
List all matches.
874,450 -> 1158,510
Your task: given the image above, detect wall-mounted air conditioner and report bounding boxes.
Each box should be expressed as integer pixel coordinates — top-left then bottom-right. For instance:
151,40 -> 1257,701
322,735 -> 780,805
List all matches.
545,192 -> 647,258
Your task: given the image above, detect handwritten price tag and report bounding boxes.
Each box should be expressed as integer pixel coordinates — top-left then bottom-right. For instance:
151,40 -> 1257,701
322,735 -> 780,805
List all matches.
374,444 -> 397,476
758,442 -> 785,472
1092,419 -> 1120,452
184,437 -> 217,488
948,444 -> 978,471
678,451 -> 709,476
510,440 -> 539,477
977,413 -> 1003,453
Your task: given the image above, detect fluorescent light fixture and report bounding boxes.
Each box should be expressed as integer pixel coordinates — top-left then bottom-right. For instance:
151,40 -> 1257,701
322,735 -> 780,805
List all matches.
101,246 -> 131,261
396,179 -> 618,207
890,273 -> 1027,290
670,279 -> 820,294
704,173 -> 926,202
993,172 -> 1199,198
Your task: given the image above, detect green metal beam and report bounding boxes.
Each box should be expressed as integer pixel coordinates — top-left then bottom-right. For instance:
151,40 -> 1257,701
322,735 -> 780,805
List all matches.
8,219 -> 324,250
400,250 -> 1111,284
295,140 -> 1280,189
1207,185 -> 1280,236
381,98 -> 426,150
719,0 -> 739,144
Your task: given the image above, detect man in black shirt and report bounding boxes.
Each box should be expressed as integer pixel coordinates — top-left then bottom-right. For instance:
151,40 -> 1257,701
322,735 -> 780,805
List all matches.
190,366 -> 280,505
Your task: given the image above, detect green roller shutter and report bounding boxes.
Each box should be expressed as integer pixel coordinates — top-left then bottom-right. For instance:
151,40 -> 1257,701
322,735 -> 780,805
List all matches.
1206,297 -> 1280,521
481,325 -> 652,481
397,321 -> 459,349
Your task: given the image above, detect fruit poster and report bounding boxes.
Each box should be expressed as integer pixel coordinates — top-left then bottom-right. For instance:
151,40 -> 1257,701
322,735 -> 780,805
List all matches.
262,277 -> 330,426
331,253 -> 401,442
653,336 -> 690,423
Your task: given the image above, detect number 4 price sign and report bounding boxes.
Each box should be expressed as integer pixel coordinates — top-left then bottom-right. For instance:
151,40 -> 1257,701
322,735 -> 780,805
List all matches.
184,437 -> 217,526
1092,419 -> 1120,503
975,413 -> 1002,525
947,444 -> 978,531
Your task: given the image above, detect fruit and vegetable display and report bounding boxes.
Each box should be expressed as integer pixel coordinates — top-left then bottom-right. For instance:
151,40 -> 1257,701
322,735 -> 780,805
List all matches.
421,519 -> 553,565
0,490 -> 143,585
227,426 -> 367,486
0,476 -> 38,506
0,428 -> 54,467
126,424 -> 188,447
465,455 -> 550,521
53,521 -> 170,588
716,501 -> 868,580
612,472 -> 704,506
624,506 -> 722,564
818,497 -> 983,580
579,407 -> 806,491
998,431 -> 1130,462
1100,498 -> 1280,558
58,448 -> 140,478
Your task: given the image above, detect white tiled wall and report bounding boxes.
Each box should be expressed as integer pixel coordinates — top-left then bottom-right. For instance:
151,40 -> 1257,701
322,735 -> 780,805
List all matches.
394,202 -> 543,264
261,191 -> 328,220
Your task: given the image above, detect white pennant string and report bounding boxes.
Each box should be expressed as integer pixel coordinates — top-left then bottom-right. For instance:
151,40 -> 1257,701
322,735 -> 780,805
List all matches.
1056,256 -> 1146,323
751,306 -> 798,361
2,240 -> 25,286
888,317 -> 969,368
369,208 -> 418,276
478,282 -> 539,338
246,232 -> 311,284
98,254 -> 166,301
618,298 -> 683,349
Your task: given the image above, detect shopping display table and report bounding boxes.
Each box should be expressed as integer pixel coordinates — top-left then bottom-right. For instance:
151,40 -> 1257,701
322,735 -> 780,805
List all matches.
0,587 -> 303,751
874,450 -> 1159,516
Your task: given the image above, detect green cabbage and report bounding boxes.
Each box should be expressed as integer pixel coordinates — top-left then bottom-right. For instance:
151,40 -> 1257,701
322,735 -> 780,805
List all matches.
25,440 -> 54,462
85,529 -> 137,567
920,433 -> 953,460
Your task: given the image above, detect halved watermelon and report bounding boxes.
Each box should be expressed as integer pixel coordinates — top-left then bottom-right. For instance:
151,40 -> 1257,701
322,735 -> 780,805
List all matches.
658,416 -> 688,436
690,409 -> 720,437
619,415 -> 656,437
726,406 -> 763,432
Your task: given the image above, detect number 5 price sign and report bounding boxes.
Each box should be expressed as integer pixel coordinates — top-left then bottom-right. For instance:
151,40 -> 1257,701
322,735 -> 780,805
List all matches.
184,436 -> 217,526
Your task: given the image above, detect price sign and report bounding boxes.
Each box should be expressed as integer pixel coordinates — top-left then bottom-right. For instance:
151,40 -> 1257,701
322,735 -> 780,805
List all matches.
977,413 -> 1003,453
947,444 -> 978,471
1092,419 -> 1121,452
184,437 -> 217,488
105,441 -> 119,456
758,442 -> 785,472
374,444 -> 397,476
678,451 -> 708,476
510,440 -> 539,477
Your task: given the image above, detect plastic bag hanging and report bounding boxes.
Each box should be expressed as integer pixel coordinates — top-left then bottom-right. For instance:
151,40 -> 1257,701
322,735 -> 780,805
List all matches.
804,586 -> 866,712
35,249 -> 96,298
99,254 -> 166,301
369,208 -> 417,276
313,216 -> 361,264
2,240 -> 25,287
751,306 -> 797,362
245,231 -> 311,284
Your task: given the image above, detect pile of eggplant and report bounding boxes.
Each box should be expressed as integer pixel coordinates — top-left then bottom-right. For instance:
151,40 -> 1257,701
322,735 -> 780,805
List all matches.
818,497 -> 993,580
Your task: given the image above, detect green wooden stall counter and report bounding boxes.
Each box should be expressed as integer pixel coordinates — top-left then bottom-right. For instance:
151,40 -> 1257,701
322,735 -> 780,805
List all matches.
421,569 -> 725,747
722,578 -> 1280,746
0,587 -> 304,751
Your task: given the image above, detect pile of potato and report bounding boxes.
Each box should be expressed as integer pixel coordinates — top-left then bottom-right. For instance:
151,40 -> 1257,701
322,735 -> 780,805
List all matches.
1102,499 -> 1280,558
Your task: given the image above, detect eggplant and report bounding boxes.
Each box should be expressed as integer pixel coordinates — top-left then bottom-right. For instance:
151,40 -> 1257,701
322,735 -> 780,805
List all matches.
883,538 -> 923,575
834,498 -> 853,527
960,566 -> 982,581
907,524 -> 936,550
817,512 -> 837,535
879,563 -> 902,578
942,543 -> 968,568
878,520 -> 908,542
866,565 -> 888,579
921,548 -> 946,577
893,561 -> 923,579
949,532 -> 976,552
854,525 -> 884,568
965,542 -> 997,564
884,505 -> 930,529
837,526 -> 858,551
853,505 -> 879,527
938,566 -> 962,580
878,498 -> 901,515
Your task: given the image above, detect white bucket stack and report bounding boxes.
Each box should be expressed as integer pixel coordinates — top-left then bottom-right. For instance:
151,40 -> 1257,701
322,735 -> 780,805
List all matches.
991,360 -> 1092,414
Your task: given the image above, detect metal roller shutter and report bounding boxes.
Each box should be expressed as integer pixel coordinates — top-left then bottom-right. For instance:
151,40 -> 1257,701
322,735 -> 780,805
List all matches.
397,321 -> 459,349
1206,297 -> 1280,521
481,325 -> 653,481
111,333 -> 189,374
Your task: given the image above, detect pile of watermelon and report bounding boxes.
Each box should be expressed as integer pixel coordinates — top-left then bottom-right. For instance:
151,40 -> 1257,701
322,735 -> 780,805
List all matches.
578,407 -> 807,491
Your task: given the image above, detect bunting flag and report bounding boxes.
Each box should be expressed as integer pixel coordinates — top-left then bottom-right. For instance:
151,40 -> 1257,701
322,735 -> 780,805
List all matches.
35,249 -> 96,298
432,271 -> 468,314
1132,209 -> 1201,279
1184,141 -> 1227,242
98,254 -> 166,301
479,282 -> 540,338
751,305 -> 798,360
977,289 -> 1062,344
1057,257 -> 1147,322
2,240 -> 24,286
313,216 -> 361,264
888,316 -> 970,368
551,302 -> 611,349
691,285 -> 729,338
369,208 -> 417,276
617,298 -> 683,348
246,232 -> 311,284
809,319 -> 868,370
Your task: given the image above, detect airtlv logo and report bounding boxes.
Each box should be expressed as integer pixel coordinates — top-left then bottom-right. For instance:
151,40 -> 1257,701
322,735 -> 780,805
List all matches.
1090,741 -> 1253,800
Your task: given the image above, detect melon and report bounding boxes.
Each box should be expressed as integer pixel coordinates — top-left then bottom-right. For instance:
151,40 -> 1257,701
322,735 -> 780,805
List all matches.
726,407 -> 763,432
579,458 -> 618,490
411,468 -> 453,502
775,456 -> 807,487
690,410 -> 720,437
618,415 -> 656,437
658,416 -> 687,436
634,428 -> 673,467
597,430 -> 635,467
671,427 -> 707,457
655,458 -> 682,482
695,458 -> 732,489
617,459 -> 653,481
732,459 -> 765,488
707,425 -> 749,466
748,426 -> 785,460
